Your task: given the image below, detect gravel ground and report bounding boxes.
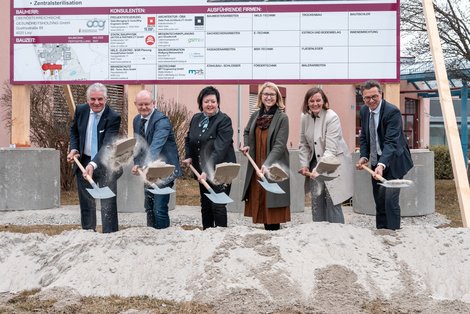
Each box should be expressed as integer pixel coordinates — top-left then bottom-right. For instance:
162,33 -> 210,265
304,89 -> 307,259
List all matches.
0,205 -> 450,230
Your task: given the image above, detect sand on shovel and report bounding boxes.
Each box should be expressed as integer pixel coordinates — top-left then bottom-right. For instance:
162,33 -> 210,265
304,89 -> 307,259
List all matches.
315,155 -> 341,174
111,138 -> 136,167
266,163 -> 289,182
145,161 -> 175,183
212,162 -> 241,185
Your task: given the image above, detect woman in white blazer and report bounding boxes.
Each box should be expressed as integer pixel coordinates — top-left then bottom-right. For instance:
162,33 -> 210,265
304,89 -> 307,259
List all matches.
298,87 -> 353,223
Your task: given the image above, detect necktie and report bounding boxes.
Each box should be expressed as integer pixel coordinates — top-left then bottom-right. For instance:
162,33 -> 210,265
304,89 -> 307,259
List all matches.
140,118 -> 147,137
369,111 -> 377,166
91,112 -> 98,159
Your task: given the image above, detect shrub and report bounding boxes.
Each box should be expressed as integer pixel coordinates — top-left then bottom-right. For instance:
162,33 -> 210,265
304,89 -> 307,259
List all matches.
430,145 -> 454,179
156,95 -> 192,178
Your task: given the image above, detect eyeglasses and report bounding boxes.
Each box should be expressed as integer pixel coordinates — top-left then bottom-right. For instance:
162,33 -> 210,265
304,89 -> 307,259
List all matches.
363,94 -> 380,102
262,93 -> 277,98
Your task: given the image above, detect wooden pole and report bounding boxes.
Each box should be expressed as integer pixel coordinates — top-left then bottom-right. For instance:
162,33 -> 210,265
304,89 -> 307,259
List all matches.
383,83 -> 400,109
422,0 -> 470,226
11,85 -> 31,147
62,85 -> 76,117
126,84 -> 143,137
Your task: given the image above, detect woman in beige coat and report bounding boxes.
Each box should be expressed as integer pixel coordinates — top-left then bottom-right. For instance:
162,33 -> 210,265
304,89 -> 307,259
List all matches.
298,87 -> 353,223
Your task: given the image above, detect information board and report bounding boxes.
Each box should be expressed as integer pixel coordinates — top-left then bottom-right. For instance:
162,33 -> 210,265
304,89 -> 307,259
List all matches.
11,0 -> 399,84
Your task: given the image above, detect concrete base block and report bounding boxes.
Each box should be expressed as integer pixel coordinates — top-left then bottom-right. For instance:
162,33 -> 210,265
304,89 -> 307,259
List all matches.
352,149 -> 435,216
0,148 -> 60,210
117,163 -> 175,213
227,150 -> 304,213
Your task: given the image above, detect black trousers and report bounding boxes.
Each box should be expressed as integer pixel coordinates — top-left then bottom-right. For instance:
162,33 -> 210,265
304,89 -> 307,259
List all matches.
76,155 -> 122,233
199,182 -> 231,230
371,164 -> 401,230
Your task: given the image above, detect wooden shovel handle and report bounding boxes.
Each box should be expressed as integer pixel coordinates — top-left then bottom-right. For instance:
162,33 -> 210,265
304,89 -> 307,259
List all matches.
359,164 -> 385,182
73,155 -> 95,185
188,164 -> 211,191
242,151 -> 265,179
136,167 -> 152,186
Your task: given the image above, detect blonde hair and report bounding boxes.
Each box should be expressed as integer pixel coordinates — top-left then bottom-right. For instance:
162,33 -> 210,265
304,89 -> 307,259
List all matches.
256,82 -> 285,111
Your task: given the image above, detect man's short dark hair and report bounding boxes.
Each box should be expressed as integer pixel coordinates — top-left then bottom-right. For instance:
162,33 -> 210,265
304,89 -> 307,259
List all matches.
360,80 -> 382,94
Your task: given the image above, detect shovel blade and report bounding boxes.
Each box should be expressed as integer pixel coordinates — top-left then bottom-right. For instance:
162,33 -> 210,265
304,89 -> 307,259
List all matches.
204,191 -> 233,204
146,185 -> 176,195
378,182 -> 413,189
258,178 -> 285,194
86,186 -> 115,199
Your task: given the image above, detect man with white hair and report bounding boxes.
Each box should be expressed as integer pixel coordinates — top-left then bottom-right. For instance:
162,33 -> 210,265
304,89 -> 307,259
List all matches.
67,83 -> 122,233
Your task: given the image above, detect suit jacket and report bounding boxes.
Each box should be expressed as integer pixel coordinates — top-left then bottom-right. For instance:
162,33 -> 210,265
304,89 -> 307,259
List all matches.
70,103 -> 121,172
242,107 -> 290,208
184,111 -> 236,177
133,110 -> 182,183
299,109 -> 353,205
359,100 -> 413,179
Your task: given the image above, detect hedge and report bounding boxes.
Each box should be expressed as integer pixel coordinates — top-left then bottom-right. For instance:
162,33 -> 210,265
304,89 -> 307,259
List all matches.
429,145 -> 454,179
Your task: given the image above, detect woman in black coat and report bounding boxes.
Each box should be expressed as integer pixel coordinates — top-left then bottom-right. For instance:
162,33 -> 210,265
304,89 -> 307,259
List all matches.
183,86 -> 236,229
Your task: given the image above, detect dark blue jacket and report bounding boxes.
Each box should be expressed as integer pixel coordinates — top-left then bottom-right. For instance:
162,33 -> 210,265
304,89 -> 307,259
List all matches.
359,100 -> 413,178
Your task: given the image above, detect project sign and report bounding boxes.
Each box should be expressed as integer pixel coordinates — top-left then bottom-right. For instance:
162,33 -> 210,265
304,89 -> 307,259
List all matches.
11,0 -> 400,84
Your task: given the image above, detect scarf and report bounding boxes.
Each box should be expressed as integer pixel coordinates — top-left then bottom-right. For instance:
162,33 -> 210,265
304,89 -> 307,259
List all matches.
198,110 -> 219,133
256,105 -> 277,130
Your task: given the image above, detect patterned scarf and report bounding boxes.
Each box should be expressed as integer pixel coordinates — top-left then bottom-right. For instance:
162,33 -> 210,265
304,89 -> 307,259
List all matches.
256,106 -> 277,129
198,110 -> 219,133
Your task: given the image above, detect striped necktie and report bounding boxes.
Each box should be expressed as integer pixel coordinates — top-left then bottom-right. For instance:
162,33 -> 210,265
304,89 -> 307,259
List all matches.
140,118 -> 147,137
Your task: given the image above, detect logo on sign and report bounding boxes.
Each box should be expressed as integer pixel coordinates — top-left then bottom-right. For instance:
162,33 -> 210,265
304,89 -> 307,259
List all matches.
148,17 -> 155,26
86,19 -> 106,30
195,16 -> 204,26
188,69 -> 204,75
145,35 -> 155,46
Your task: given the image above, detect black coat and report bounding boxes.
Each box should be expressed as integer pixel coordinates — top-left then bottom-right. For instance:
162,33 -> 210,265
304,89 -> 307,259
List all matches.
184,111 -> 236,175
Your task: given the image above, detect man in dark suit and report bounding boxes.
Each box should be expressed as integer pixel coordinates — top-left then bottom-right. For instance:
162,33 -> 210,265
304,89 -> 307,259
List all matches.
131,90 -> 182,229
67,83 -> 122,233
357,80 -> 413,230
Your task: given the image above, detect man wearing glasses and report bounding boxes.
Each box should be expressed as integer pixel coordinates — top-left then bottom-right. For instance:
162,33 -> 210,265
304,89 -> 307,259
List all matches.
356,80 -> 413,230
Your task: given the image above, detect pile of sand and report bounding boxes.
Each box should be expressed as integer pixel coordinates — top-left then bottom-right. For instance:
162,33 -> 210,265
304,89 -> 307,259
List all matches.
0,207 -> 469,313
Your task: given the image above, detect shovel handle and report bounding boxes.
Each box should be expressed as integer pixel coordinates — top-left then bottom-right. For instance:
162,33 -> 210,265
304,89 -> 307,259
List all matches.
73,156 -> 96,185
242,151 -> 265,180
188,164 -> 212,191
359,164 -> 385,182
136,167 -> 153,186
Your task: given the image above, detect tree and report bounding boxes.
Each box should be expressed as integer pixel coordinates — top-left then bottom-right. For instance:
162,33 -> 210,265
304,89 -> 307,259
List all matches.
401,0 -> 470,80
155,95 -> 192,177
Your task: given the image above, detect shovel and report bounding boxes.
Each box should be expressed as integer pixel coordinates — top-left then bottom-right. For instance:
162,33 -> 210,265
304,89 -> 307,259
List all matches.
266,164 -> 289,182
360,164 -> 413,188
137,167 -> 175,195
213,162 -> 241,185
188,164 -> 233,204
242,152 -> 285,194
113,138 -> 136,166
73,156 -> 115,199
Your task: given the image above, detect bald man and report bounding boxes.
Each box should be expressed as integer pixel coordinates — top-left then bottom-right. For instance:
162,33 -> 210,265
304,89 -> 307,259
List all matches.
131,90 -> 182,229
